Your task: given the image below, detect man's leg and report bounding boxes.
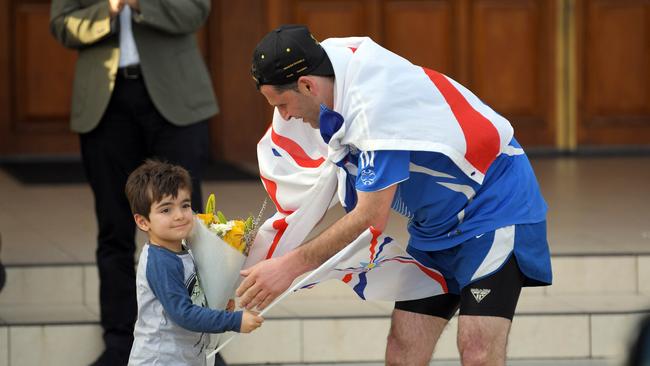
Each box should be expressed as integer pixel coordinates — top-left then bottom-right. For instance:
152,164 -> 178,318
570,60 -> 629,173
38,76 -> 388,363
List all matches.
386,310 -> 447,366
81,77 -> 146,365
456,255 -> 525,366
386,294 -> 460,365
457,315 -> 511,366
132,77 -> 210,211
149,118 -> 209,211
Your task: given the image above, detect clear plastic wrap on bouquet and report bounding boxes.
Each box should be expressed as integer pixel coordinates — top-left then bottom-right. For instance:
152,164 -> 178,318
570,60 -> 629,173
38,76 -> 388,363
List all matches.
186,216 -> 246,310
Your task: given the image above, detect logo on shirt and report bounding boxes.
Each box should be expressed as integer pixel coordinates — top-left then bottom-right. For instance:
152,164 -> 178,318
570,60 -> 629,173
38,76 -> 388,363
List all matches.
187,273 -> 207,307
358,150 -> 377,185
359,151 -> 376,169
470,288 -> 491,303
360,168 -> 376,185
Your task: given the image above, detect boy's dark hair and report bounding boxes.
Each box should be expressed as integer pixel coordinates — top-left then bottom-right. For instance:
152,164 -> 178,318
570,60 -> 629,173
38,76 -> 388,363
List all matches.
125,159 -> 192,218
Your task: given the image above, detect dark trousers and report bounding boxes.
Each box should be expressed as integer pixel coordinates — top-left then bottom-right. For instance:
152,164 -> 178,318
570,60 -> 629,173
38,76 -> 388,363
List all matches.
80,73 -> 209,356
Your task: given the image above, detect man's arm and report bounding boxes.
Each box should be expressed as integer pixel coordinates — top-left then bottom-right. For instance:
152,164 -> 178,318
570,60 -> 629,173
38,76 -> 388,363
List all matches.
127,0 -> 210,35
50,0 -> 119,49
236,184 -> 397,310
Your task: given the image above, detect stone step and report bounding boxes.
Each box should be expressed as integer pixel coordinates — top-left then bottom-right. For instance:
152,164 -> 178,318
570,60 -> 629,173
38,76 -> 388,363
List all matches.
0,295 -> 646,365
0,255 -> 648,365
1,254 -> 648,308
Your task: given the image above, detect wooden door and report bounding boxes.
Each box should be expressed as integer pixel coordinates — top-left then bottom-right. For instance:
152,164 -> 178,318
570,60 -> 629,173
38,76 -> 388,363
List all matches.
0,0 -> 80,156
577,0 -> 650,145
0,0 -> 271,164
265,0 -> 557,148
2,0 -> 649,163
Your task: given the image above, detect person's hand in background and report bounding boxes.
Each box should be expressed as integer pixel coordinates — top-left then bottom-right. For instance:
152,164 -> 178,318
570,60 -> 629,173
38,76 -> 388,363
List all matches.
108,0 -> 124,17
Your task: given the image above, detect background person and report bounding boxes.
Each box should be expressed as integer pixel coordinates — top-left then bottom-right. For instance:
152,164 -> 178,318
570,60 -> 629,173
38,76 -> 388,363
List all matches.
50,1 -> 218,364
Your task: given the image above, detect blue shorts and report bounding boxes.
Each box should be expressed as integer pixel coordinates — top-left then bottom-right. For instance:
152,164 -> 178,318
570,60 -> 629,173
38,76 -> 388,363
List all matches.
406,221 -> 552,294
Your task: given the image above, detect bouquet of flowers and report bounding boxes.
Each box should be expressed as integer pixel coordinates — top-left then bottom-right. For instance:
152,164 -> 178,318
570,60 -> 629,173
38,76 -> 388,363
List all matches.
196,194 -> 258,256
186,194 -> 265,310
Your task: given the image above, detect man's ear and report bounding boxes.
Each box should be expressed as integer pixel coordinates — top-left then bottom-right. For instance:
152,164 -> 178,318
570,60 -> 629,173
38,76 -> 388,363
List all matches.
134,214 -> 150,232
297,76 -> 316,95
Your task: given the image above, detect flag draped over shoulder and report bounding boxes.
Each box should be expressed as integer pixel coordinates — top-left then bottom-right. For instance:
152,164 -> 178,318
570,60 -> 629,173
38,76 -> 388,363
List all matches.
246,108 -> 447,301
246,36 -> 516,301
322,37 -> 515,187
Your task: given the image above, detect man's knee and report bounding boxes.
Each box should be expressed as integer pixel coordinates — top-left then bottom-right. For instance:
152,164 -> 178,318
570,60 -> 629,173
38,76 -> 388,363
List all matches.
457,315 -> 510,365
386,338 -> 430,366
458,339 -> 492,366
385,332 -> 406,366
385,310 -> 445,366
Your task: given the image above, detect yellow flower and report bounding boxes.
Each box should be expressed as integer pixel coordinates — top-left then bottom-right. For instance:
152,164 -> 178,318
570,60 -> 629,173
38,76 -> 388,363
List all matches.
196,213 -> 214,226
223,220 -> 246,253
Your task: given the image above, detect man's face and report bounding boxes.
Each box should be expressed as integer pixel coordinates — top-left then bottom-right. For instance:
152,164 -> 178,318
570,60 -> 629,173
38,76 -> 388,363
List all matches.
260,82 -> 322,129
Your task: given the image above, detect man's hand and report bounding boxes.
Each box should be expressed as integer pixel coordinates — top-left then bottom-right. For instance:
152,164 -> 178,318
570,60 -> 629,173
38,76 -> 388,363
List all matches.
235,186 -> 396,311
236,255 -> 301,310
108,0 -> 124,17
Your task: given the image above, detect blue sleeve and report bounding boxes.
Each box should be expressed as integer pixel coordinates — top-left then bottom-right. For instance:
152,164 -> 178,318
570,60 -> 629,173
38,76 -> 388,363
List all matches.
355,150 -> 410,192
145,247 -> 243,333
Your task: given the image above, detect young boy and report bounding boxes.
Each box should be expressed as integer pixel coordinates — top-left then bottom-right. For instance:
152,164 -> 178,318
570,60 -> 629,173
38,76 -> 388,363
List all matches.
124,160 -> 263,365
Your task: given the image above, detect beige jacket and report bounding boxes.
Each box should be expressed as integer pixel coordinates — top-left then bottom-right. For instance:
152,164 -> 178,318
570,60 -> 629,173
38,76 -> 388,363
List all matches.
50,0 -> 218,133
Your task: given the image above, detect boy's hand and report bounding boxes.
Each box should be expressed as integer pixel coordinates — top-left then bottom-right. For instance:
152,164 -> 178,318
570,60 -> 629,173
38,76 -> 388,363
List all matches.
240,310 -> 264,333
226,299 -> 235,312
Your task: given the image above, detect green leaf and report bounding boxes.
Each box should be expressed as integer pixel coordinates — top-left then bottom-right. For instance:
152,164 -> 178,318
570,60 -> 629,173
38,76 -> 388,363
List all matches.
205,194 -> 216,215
216,210 -> 227,224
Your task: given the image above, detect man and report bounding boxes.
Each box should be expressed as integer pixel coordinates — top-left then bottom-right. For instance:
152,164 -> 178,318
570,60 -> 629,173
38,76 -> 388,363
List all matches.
237,25 -> 552,365
50,1 -> 223,365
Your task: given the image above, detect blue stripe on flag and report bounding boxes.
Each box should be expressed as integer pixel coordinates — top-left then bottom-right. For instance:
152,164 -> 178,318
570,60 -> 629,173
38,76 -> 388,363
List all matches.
374,236 -> 393,259
353,272 -> 368,300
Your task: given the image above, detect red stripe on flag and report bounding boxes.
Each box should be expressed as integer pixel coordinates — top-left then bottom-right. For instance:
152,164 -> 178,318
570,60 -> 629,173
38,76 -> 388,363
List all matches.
422,67 -> 500,175
259,174 -> 295,258
368,226 -> 382,262
271,127 -> 324,168
391,258 -> 448,293
266,218 -> 289,259
260,175 -> 294,215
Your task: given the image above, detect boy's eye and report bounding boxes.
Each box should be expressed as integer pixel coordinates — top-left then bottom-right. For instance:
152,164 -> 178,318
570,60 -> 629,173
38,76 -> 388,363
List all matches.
183,203 -> 192,209
161,208 -> 170,213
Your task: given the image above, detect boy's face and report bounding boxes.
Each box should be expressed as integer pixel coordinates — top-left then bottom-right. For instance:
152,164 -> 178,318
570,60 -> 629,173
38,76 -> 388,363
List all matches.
134,188 -> 194,250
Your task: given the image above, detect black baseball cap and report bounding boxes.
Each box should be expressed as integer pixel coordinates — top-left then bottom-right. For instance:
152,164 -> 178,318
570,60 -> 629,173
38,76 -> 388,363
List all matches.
251,24 -> 334,87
